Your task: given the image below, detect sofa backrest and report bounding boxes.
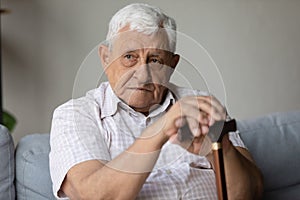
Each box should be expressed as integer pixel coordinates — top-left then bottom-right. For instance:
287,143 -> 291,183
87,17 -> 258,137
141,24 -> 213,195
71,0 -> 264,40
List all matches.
237,110 -> 300,200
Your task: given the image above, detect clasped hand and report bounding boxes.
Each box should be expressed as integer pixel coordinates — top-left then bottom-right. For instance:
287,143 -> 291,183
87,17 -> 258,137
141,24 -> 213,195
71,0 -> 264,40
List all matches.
156,95 -> 227,154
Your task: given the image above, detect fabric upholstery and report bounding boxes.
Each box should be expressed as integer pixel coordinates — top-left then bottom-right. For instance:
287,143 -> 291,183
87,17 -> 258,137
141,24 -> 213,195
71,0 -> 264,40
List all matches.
0,125 -> 15,200
237,111 -> 300,200
15,134 -> 55,200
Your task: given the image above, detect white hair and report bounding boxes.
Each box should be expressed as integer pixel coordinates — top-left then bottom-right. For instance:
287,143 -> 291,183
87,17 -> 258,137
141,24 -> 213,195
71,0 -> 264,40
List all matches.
106,3 -> 177,52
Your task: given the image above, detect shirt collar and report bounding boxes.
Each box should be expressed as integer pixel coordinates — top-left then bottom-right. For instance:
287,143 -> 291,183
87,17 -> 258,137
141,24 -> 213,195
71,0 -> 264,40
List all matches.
98,82 -> 176,119
98,83 -> 121,119
148,91 -> 175,118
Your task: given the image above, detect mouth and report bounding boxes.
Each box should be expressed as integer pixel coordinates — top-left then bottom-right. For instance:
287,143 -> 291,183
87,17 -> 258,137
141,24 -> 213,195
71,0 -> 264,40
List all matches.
129,87 -> 153,92
127,83 -> 155,92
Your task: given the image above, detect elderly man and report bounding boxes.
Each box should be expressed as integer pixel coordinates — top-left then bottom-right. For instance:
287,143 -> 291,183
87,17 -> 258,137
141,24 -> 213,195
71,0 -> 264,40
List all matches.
50,3 -> 263,200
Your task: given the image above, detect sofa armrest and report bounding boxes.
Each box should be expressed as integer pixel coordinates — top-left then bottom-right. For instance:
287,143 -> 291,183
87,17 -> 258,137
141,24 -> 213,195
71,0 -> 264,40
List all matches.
0,125 -> 15,200
15,133 -> 55,200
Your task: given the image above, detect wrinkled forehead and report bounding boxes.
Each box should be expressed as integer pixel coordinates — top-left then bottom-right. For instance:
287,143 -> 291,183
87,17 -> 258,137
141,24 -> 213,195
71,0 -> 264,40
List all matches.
110,29 -> 171,56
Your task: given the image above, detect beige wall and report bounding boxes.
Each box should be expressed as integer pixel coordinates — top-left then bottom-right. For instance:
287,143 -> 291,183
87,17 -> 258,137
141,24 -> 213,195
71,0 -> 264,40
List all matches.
2,0 -> 300,144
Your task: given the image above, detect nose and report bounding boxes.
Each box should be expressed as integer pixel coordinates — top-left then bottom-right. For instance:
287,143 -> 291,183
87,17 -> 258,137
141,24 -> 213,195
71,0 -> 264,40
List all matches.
134,62 -> 152,85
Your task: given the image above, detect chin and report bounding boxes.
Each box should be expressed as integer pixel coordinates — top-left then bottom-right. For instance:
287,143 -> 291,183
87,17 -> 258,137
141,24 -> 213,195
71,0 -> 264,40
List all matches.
121,91 -> 162,112
128,101 -> 150,110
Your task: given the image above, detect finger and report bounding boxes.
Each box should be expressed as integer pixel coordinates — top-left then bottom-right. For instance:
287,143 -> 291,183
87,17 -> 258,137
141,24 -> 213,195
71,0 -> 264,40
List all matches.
198,96 -> 226,121
178,101 -> 210,125
191,135 -> 205,154
203,96 -> 224,114
164,127 -> 179,137
175,117 -> 187,128
163,99 -> 209,138
168,134 -> 178,143
208,118 -> 215,126
178,101 -> 211,136
184,96 -> 225,122
198,135 -> 213,156
201,125 -> 209,135
183,96 -> 219,119
185,116 -> 201,137
185,98 -> 221,122
178,123 -> 194,142
185,117 -> 209,136
175,117 -> 204,138
169,131 -> 193,150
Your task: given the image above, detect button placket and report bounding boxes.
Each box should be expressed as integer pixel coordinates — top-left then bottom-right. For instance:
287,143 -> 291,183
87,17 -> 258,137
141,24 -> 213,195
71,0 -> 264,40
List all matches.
145,117 -> 151,126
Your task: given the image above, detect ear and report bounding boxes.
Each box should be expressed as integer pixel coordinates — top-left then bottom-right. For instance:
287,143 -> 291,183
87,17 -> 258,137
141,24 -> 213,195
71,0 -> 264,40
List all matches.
98,44 -> 110,69
170,54 -> 180,69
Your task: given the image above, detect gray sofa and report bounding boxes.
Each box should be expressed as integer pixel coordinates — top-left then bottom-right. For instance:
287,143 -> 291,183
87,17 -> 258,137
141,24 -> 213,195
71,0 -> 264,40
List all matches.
1,111 -> 300,200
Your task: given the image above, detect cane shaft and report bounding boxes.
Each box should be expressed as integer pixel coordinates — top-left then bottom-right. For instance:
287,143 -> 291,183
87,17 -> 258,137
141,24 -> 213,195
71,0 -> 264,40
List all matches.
212,142 -> 228,200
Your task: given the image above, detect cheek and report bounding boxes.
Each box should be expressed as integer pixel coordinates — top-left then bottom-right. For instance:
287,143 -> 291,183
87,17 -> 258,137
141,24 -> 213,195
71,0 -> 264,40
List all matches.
150,66 -> 174,86
105,61 -> 132,88
112,68 -> 136,92
105,67 -> 118,88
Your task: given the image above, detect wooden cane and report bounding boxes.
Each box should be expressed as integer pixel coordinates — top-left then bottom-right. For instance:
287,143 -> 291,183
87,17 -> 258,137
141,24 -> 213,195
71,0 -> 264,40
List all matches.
210,119 -> 237,200
178,119 -> 237,200
212,142 -> 227,200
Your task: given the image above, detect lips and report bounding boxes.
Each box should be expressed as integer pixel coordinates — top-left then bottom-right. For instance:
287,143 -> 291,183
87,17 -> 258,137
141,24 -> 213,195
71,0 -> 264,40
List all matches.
130,87 -> 153,92
127,83 -> 155,92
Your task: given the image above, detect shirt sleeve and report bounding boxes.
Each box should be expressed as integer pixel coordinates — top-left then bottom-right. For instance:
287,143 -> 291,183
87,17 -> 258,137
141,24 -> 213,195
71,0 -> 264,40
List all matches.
229,130 -> 246,148
49,98 -> 111,199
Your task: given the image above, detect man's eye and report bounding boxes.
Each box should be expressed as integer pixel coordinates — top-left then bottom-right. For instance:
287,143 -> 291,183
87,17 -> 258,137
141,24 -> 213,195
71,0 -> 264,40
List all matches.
149,58 -> 161,64
124,55 -> 132,59
122,54 -> 137,67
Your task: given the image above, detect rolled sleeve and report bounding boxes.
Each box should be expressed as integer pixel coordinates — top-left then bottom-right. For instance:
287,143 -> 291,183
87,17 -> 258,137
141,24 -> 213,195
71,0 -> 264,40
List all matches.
229,130 -> 246,149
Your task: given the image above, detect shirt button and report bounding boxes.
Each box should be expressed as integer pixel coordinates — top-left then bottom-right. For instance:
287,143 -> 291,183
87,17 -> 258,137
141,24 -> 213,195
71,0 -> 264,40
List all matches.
166,169 -> 172,174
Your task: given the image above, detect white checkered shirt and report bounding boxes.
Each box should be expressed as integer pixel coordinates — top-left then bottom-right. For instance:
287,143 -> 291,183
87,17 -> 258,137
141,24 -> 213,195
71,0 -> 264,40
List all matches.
49,82 -> 246,199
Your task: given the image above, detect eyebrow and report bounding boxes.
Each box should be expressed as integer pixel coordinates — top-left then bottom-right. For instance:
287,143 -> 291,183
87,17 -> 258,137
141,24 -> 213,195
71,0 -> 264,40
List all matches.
148,49 -> 167,56
149,50 -> 173,58
149,52 -> 162,57
120,48 -> 169,57
122,48 -> 139,54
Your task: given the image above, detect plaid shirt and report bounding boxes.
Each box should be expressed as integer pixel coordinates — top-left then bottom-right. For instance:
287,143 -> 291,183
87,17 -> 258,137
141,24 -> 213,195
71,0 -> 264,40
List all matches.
49,82 -> 245,199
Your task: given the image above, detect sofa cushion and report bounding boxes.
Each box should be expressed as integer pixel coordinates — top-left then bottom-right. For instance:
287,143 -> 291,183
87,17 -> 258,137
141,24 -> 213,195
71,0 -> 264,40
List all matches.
15,133 -> 55,200
237,111 -> 300,199
0,125 -> 15,200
